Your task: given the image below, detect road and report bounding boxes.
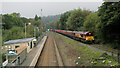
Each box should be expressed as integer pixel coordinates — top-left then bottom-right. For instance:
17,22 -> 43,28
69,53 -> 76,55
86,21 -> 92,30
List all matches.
36,32 -> 63,66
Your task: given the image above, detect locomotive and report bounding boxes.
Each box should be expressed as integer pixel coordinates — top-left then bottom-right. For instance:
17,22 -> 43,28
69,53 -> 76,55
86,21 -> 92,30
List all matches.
52,29 -> 94,43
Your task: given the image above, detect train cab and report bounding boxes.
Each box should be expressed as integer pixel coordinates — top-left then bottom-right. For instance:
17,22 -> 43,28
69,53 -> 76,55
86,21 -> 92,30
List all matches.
85,32 -> 94,42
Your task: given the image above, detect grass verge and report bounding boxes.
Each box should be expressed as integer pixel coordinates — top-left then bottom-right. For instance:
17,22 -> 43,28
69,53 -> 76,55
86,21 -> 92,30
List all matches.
56,33 -> 118,66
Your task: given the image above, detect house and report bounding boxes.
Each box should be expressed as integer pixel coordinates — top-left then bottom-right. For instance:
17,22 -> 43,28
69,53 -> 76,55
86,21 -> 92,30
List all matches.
4,37 -> 36,53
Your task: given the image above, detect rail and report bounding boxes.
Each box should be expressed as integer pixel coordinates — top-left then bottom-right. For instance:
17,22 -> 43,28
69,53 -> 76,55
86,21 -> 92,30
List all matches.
54,40 -> 64,66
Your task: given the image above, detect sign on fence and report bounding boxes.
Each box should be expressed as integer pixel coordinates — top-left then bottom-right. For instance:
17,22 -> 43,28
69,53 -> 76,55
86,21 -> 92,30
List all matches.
2,60 -> 8,66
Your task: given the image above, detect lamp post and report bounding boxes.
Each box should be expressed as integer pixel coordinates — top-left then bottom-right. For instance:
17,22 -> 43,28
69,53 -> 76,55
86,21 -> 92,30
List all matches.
34,28 -> 36,37
25,23 -> 31,38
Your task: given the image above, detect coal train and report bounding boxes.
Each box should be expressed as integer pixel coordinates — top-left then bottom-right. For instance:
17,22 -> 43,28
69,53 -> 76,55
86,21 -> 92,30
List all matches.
50,29 -> 94,43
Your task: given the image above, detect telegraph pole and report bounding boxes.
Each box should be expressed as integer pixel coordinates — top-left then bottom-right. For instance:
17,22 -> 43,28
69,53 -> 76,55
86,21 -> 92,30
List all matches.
25,23 -> 26,38
0,23 -> 3,67
41,9 -> 42,17
34,28 -> 36,37
41,9 -> 43,36
25,23 -> 31,38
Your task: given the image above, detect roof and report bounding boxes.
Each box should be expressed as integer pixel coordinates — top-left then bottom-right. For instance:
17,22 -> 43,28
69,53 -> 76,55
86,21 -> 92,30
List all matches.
66,31 -> 73,32
4,37 -> 35,45
73,31 -> 90,34
16,46 -> 27,54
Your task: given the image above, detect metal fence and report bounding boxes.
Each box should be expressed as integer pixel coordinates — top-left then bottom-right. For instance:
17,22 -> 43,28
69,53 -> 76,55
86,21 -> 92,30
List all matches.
35,32 -> 46,46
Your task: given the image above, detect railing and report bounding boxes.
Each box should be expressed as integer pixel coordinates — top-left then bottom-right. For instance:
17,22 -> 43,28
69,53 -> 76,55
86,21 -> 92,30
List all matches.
10,56 -> 19,66
35,32 -> 45,46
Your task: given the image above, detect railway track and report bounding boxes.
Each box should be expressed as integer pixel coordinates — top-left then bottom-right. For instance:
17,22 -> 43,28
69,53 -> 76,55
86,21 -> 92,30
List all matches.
36,32 -> 64,66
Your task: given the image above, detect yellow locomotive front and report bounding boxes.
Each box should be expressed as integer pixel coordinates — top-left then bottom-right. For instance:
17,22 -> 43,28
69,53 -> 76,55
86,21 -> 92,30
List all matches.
85,32 -> 94,42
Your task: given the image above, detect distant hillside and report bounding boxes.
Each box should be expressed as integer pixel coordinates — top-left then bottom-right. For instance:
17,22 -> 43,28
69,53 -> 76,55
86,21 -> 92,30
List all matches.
42,15 -> 60,24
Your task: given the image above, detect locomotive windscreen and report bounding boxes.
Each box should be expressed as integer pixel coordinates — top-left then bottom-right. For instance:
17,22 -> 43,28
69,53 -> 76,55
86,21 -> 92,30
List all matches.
86,32 -> 93,36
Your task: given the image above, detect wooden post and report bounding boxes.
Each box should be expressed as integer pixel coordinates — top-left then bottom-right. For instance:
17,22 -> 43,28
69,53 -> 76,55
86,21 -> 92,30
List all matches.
118,50 -> 120,64
112,52 -> 114,57
115,35 -> 120,65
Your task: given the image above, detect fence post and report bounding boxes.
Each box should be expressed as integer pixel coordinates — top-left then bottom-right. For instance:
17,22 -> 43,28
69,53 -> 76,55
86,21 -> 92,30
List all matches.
112,52 -> 114,57
118,50 -> 120,65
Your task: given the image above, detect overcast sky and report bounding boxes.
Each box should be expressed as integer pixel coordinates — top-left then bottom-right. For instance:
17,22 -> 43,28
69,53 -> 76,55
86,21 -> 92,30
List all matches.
1,0 -> 103,18
1,0 -> 103,2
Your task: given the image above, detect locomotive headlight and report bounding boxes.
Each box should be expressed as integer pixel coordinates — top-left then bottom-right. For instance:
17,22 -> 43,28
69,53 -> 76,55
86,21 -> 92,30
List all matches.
86,37 -> 89,40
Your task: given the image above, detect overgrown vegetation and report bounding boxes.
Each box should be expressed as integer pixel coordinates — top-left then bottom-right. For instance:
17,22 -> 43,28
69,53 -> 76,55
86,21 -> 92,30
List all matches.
56,32 -> 118,66
74,46 -> 118,66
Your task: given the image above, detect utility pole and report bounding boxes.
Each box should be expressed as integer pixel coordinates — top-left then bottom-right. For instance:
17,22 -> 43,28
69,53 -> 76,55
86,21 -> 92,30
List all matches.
25,23 -> 31,38
41,9 -> 42,17
25,23 -> 26,38
0,23 -> 4,67
40,9 -> 43,36
34,28 -> 36,37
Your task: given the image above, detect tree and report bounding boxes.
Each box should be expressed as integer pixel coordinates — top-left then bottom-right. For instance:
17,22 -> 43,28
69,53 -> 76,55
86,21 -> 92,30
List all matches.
83,12 -> 100,32
2,14 -> 14,29
83,12 -> 102,43
38,16 -> 41,20
2,13 -> 26,29
58,11 -> 72,30
98,2 -> 120,43
35,15 -> 39,21
2,27 -> 24,42
67,9 -> 91,30
2,12 -> 45,44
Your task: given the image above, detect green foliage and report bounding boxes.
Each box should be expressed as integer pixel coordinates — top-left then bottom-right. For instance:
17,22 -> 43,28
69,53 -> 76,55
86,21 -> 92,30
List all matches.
2,53 -> 6,62
35,15 -> 38,21
26,25 -> 34,37
83,12 -> 103,43
57,9 -> 91,30
98,2 -> 120,44
2,13 -> 25,29
2,13 -> 45,44
74,45 -> 118,66
89,52 -> 118,66
42,15 -> 60,24
83,12 -> 100,32
67,9 -> 91,31
46,19 -> 58,29
58,11 -> 72,30
2,27 -> 24,42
